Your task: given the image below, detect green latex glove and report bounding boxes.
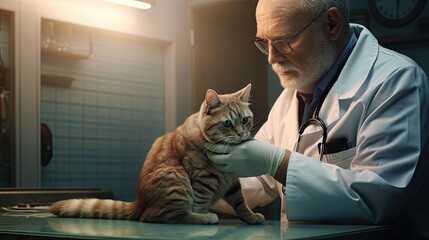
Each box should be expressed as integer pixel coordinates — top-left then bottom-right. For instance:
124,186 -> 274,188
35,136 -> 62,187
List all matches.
205,139 -> 285,177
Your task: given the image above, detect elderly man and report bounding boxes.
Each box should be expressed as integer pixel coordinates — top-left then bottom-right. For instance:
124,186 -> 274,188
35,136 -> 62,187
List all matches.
206,0 -> 429,238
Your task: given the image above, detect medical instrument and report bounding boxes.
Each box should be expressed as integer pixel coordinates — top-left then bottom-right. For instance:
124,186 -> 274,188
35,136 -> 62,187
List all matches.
294,46 -> 354,161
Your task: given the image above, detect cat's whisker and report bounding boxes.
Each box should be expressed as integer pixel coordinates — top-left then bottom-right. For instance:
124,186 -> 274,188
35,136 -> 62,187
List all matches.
203,141 -> 217,156
250,117 -> 265,136
253,117 -> 265,128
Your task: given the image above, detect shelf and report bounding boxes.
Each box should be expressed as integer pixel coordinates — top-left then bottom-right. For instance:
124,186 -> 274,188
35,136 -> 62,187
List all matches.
41,74 -> 74,87
41,19 -> 93,60
41,48 -> 91,60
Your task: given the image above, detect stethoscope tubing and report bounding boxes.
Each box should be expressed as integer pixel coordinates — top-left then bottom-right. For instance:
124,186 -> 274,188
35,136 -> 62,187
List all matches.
293,44 -> 355,161
295,117 -> 327,161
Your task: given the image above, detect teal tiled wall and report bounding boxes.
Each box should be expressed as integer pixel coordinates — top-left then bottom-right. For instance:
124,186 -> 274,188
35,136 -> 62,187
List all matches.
40,21 -> 165,201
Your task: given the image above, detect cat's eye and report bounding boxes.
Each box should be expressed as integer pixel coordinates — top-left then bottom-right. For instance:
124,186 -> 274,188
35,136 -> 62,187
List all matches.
242,117 -> 249,124
222,120 -> 232,128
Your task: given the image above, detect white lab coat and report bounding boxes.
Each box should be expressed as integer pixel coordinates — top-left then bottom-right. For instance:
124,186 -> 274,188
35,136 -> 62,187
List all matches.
214,24 -> 429,233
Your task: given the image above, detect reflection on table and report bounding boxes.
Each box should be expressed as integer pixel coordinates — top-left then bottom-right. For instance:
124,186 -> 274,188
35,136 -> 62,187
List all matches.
0,213 -> 402,240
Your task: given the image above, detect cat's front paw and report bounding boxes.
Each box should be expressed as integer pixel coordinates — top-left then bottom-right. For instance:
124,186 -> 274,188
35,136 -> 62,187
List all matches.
201,213 -> 219,224
252,213 -> 265,224
180,212 -> 219,224
240,212 -> 265,224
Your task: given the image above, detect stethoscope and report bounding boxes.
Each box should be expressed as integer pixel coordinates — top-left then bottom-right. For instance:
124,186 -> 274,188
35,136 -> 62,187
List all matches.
294,45 -> 354,161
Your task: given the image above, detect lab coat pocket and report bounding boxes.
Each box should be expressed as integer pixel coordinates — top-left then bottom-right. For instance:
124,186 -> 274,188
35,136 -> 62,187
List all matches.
322,147 -> 356,169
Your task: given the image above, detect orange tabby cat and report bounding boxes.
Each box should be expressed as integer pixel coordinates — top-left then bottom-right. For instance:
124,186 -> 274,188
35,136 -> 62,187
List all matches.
50,84 -> 264,224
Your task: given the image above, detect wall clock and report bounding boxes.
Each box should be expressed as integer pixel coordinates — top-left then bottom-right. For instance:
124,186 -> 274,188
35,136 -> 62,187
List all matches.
369,0 -> 427,27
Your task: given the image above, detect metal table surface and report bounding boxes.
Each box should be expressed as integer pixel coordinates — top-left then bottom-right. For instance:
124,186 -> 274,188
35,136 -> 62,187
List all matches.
0,213 -> 402,240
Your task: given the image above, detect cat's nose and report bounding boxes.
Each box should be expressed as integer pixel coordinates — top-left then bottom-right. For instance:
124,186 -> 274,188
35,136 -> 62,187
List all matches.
240,132 -> 250,140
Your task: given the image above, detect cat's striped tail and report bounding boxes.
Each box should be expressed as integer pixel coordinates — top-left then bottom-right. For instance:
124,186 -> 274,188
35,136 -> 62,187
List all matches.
50,199 -> 140,220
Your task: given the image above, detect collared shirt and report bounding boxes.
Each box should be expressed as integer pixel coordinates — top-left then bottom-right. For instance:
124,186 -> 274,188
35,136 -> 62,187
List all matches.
298,31 -> 357,124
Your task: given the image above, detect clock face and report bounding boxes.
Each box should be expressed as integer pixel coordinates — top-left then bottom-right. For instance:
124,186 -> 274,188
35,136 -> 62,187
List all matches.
369,0 -> 427,27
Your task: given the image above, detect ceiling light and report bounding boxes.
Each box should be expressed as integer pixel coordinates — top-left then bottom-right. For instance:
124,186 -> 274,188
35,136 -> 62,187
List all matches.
103,0 -> 155,10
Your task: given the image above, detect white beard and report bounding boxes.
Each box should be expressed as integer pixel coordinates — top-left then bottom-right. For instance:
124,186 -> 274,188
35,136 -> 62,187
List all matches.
272,28 -> 336,93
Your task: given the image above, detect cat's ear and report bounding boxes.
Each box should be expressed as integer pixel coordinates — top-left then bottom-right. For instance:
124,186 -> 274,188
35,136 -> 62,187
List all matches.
238,84 -> 252,103
204,89 -> 221,113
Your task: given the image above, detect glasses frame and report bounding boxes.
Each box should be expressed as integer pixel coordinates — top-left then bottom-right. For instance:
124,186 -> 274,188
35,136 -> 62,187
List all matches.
254,10 -> 326,55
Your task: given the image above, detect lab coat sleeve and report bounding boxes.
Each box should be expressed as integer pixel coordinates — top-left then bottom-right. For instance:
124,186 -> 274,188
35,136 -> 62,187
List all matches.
285,65 -> 429,224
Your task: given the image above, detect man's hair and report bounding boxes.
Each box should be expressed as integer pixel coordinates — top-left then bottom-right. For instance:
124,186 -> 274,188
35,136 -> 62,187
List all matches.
300,0 -> 350,27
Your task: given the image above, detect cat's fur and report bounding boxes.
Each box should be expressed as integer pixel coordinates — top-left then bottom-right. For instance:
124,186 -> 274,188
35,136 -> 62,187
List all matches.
50,84 -> 264,224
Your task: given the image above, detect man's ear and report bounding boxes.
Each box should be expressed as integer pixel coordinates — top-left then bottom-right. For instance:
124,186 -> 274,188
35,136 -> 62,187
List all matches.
326,7 -> 342,41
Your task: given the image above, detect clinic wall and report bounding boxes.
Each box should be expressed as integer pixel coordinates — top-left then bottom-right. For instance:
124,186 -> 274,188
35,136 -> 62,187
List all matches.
37,0 -> 193,130
40,24 -> 166,201
1,0 -> 192,187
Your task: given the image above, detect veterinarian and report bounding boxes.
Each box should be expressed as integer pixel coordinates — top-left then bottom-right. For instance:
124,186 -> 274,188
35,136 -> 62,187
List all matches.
205,0 -> 429,238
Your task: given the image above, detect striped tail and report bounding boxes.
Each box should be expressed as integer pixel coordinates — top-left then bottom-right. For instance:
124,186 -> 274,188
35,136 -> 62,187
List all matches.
50,199 -> 140,220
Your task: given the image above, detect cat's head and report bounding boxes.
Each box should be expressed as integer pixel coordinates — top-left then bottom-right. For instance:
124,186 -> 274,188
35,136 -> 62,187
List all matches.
199,84 -> 253,144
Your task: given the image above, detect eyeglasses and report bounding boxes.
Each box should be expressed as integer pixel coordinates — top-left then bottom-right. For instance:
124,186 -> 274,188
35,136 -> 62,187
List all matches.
254,11 -> 325,55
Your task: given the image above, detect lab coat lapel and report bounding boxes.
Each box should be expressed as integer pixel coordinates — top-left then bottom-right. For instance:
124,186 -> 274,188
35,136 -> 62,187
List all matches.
295,25 -> 378,157
319,24 -> 378,127
336,24 -> 378,100
288,24 -> 378,157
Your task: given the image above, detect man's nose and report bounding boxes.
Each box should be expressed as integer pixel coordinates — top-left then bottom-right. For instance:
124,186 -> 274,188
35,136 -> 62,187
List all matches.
268,45 -> 286,65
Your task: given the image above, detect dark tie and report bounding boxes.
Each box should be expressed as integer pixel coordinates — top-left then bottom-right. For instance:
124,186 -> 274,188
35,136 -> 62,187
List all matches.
297,93 -> 313,126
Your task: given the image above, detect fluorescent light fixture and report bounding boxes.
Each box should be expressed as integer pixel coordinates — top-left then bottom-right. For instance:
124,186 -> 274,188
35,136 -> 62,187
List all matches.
103,0 -> 155,10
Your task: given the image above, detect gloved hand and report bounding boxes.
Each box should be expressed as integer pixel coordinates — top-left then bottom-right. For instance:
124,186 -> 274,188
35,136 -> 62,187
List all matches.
204,139 -> 286,177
